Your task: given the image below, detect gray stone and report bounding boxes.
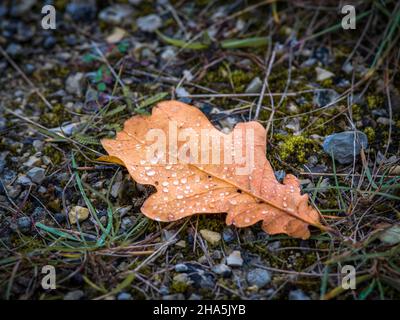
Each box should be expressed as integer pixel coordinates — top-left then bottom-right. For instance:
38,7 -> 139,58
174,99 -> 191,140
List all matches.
121,217 -> 134,230
342,62 -> 353,74
246,268 -> 271,288
64,290 -> 84,300
50,123 -> 82,136
313,47 -> 331,65
85,87 -> 98,103
313,89 -> 339,107
116,205 -> 132,218
159,286 -> 169,295
175,263 -> 189,273
17,175 -> 32,186
197,255 -> 208,264
117,292 -> 133,300
336,78 -> 350,88
99,5 -> 134,25
218,115 -> 242,131
323,131 -> 368,164
173,273 -> 192,286
6,43 -> 23,58
274,170 -> 286,182
32,140 -> 44,152
176,87 -> 189,98
287,102 -> 299,114
66,0 -> 97,21
66,73 -> 85,97
211,250 -> 222,260
162,229 -> 176,241
111,181 -> 123,198
27,167 -> 46,184
212,264 -> 232,278
17,217 -> 31,233
175,240 -> 186,248
43,36 -> 56,49
222,227 -> 235,243
301,58 -> 317,68
315,67 -> 334,81
23,155 -> 41,167
377,117 -> 395,126
38,186 -> 47,194
161,47 -> 177,61
7,185 -> 21,198
307,155 -> 318,167
245,77 -> 262,93
137,14 -> 162,32
284,118 -> 300,132
289,289 -> 311,300
32,207 -> 45,221
226,250 -> 243,267
200,229 -> 221,245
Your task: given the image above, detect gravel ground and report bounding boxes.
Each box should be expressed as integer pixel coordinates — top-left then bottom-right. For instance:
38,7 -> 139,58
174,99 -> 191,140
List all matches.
0,0 -> 399,300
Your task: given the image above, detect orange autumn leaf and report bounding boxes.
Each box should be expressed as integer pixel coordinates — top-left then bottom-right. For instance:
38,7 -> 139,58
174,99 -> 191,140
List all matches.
101,100 -> 325,239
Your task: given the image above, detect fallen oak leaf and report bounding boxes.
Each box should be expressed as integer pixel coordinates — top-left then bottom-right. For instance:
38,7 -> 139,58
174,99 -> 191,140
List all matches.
101,101 -> 328,239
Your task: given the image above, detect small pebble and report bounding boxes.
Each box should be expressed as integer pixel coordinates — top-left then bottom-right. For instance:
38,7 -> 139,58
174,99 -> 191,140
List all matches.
43,36 -> 56,49
175,240 -> 187,248
6,43 -> 23,58
315,67 -> 334,81
200,229 -> 221,246
222,228 -> 236,243
323,131 -> 368,164
289,289 -> 311,300
121,217 -> 133,230
64,290 -> 84,300
246,268 -> 271,288
226,250 -> 243,267
245,77 -> 262,93
17,217 -> 31,233
175,263 -> 189,273
17,175 -> 32,186
137,14 -> 162,32
27,167 -> 46,184
99,5 -> 134,25
117,292 -> 133,300
376,117 -> 395,126
212,264 -> 232,278
68,206 -> 89,224
313,89 -> 339,107
66,72 -> 86,97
